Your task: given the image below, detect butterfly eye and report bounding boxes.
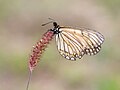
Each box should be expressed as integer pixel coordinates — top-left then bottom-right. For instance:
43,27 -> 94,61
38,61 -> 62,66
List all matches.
53,22 -> 57,27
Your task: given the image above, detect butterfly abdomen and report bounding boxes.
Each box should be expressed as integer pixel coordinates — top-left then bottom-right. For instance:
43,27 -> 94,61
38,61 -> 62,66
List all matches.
29,30 -> 54,71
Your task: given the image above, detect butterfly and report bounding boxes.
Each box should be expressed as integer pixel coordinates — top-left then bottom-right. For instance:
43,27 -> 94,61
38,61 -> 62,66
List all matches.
27,19 -> 105,90
43,21 -> 105,61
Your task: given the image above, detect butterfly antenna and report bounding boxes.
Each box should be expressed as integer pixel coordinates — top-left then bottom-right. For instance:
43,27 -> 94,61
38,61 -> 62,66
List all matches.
26,70 -> 33,90
48,18 -> 55,21
41,21 -> 53,26
42,18 -> 56,26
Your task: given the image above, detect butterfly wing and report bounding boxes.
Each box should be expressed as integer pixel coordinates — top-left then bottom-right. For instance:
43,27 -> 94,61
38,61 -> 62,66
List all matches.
55,27 -> 104,60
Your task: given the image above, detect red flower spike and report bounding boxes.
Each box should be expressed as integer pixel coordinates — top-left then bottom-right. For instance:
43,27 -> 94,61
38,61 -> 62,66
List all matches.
26,30 -> 54,90
29,30 -> 54,72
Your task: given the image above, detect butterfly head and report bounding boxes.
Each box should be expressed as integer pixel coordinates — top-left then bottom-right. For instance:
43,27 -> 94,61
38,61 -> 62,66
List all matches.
42,19 -> 61,34
53,22 -> 58,28
50,22 -> 60,34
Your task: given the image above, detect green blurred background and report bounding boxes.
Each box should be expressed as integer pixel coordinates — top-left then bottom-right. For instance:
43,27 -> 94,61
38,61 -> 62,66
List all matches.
0,0 -> 120,90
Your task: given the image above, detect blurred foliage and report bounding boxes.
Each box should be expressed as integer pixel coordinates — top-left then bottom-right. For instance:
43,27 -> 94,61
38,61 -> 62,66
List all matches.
97,0 -> 120,16
97,77 -> 120,90
0,0 -> 120,90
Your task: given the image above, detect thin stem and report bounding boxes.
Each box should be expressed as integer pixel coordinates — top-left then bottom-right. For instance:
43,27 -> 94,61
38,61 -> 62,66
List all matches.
26,70 -> 32,90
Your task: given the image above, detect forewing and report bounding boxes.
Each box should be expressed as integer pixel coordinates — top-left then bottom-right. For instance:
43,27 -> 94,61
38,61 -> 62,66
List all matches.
55,27 -> 104,60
